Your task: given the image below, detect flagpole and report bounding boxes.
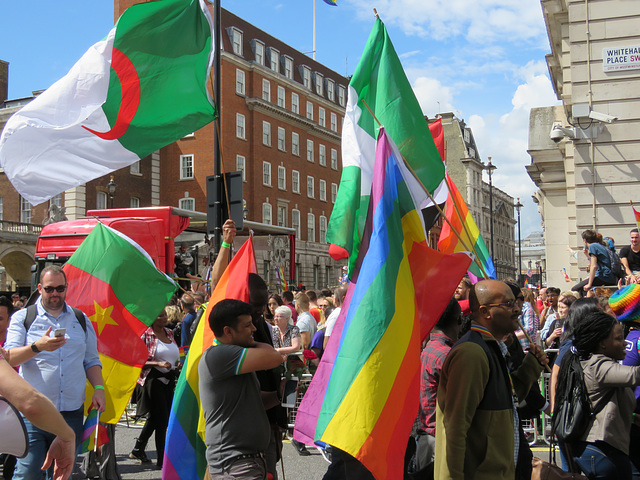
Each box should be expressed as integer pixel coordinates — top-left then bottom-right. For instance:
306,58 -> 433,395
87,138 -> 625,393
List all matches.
313,0 -> 316,60
359,101 -> 489,278
94,411 -> 100,453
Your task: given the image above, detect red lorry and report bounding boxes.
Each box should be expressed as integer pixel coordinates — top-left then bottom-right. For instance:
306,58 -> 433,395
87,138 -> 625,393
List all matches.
33,207 -> 191,289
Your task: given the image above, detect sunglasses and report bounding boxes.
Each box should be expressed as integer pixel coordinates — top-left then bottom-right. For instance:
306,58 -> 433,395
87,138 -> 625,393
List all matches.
43,285 -> 67,293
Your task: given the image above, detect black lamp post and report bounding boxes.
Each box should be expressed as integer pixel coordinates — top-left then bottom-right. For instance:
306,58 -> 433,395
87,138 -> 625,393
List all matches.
484,157 -> 497,260
515,198 -> 523,286
106,175 -> 117,209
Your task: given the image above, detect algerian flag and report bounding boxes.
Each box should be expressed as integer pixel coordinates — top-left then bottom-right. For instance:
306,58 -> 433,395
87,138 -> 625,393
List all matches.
64,222 -> 177,424
0,0 -> 216,206
327,18 -> 448,275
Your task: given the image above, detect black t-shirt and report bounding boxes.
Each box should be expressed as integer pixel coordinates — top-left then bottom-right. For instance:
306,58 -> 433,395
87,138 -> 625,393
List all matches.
620,245 -> 640,272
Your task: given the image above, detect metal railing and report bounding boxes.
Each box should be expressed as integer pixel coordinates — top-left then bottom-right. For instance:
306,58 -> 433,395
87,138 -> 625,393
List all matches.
0,220 -> 43,236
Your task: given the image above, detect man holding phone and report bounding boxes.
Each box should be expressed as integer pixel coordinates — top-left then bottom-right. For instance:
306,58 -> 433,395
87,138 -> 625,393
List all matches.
5,265 -> 105,480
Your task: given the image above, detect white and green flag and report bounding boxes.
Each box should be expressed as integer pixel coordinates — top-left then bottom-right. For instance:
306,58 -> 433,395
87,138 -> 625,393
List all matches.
328,18 -> 448,275
0,0 -> 216,206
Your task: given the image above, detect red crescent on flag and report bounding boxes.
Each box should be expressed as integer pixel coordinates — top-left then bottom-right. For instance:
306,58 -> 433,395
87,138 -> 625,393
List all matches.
82,47 -> 140,140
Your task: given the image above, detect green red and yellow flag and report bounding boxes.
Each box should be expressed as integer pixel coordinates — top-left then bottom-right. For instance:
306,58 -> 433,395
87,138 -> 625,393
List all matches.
64,222 -> 176,423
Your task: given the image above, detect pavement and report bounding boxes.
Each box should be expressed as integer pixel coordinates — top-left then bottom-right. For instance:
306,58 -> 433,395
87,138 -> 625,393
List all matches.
71,415 -> 329,480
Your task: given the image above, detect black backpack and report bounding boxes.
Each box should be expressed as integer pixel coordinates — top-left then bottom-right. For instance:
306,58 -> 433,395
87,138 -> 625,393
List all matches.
552,358 -> 614,443
607,247 -> 624,280
24,304 -> 87,333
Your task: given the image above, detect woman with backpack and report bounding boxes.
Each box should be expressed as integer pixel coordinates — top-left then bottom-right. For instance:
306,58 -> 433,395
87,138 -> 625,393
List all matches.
572,229 -> 618,295
555,310 -> 640,479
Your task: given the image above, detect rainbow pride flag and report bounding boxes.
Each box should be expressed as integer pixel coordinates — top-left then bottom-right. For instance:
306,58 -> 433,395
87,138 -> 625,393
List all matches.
322,0 -> 337,5
633,204 -> 640,229
293,129 -> 471,479
163,239 -> 257,480
80,409 -> 109,453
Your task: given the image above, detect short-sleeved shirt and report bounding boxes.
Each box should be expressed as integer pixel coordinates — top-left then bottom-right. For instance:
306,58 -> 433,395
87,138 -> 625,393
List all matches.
271,324 -> 300,349
5,299 -> 101,411
199,341 -> 271,474
620,246 -> 640,273
324,307 -> 341,337
588,242 -> 615,282
296,311 -> 317,340
623,329 -> 640,412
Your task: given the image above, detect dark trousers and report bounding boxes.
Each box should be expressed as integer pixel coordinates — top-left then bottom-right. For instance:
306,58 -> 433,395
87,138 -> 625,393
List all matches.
137,377 -> 173,463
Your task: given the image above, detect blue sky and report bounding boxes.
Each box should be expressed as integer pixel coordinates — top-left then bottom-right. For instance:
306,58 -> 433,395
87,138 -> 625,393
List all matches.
2,0 -> 560,237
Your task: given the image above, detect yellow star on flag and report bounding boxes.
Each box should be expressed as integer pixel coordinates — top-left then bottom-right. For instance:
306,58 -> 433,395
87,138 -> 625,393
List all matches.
90,301 -> 118,335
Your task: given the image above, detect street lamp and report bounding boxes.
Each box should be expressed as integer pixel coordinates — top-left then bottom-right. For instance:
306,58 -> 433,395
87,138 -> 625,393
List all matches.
484,157 -> 497,260
515,198 -> 523,286
106,175 -> 117,209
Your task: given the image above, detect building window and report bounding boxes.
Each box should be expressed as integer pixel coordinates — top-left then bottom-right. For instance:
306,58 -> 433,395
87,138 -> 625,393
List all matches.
263,121 -> 271,146
229,27 -> 243,56
307,213 -> 315,242
254,40 -> 265,65
269,48 -> 280,73
262,79 -> 271,102
236,155 -> 246,181
263,162 -> 272,186
331,183 -> 338,203
292,132 -> 300,156
130,161 -> 141,175
315,72 -> 324,96
330,112 -> 337,132
236,69 -> 245,95
96,192 -> 107,210
338,85 -> 346,106
236,113 -> 246,139
306,101 -> 313,120
327,79 -> 335,101
292,209 -> 301,237
179,197 -> 195,211
291,93 -> 299,114
277,127 -> 286,151
319,215 -> 327,243
277,205 -> 287,227
307,176 -> 314,198
301,66 -> 311,89
262,202 -> 272,225
319,144 -> 326,166
49,194 -> 62,208
277,86 -> 285,108
284,56 -> 293,79
318,107 -> 326,127
306,140 -> 314,162
278,165 -> 286,190
331,148 -> 338,170
0,196 -> 3,220
319,179 -> 327,201
292,170 -> 300,194
130,196 -> 140,208
180,154 -> 194,179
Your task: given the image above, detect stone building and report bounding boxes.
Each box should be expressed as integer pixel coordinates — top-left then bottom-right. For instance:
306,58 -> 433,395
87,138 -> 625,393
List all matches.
432,112 -> 516,280
527,0 -> 640,288
0,5 -> 349,291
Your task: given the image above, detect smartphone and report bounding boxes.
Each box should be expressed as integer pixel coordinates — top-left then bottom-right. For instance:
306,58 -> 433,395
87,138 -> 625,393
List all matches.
281,378 -> 299,408
53,328 -> 66,337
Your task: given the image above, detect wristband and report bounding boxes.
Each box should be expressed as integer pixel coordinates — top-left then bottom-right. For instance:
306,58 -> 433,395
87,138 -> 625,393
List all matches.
221,242 -> 231,249
94,385 -> 105,391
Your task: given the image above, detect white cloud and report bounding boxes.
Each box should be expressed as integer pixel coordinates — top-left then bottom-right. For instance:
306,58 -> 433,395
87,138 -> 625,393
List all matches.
412,77 -> 455,116
351,0 -> 547,44
466,62 -> 560,235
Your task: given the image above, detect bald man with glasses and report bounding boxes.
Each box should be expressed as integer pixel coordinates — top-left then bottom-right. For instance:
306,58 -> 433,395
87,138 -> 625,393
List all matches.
434,280 -> 548,480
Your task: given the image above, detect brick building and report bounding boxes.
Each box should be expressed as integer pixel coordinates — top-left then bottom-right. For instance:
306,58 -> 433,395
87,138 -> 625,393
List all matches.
0,4 -> 349,290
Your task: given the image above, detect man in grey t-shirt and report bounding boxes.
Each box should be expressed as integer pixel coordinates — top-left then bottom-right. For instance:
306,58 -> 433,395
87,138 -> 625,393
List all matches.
199,299 -> 284,479
294,292 -> 317,349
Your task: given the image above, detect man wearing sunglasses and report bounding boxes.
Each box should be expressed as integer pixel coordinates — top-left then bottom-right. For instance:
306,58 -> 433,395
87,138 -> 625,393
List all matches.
434,280 -> 548,480
4,265 -> 104,480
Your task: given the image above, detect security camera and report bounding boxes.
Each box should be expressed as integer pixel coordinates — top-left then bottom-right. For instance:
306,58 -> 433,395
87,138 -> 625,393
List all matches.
550,122 -> 576,143
588,110 -> 617,124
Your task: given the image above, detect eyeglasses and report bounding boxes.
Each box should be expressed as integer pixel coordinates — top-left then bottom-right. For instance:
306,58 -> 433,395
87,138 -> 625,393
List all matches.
483,300 -> 518,309
43,285 -> 67,293
319,304 -> 328,309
